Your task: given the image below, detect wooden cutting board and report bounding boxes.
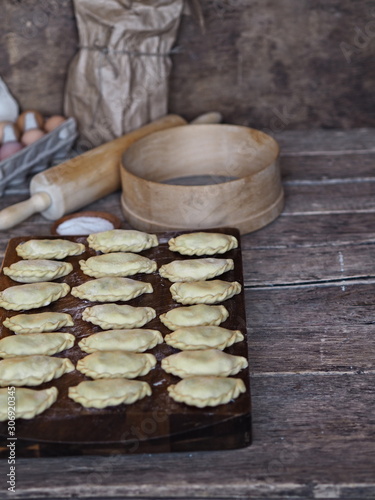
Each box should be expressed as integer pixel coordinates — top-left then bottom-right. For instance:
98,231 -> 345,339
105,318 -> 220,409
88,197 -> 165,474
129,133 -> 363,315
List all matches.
0,228 -> 251,457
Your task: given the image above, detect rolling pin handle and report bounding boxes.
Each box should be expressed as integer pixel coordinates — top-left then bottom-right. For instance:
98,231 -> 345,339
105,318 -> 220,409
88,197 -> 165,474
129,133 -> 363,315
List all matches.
0,192 -> 51,231
190,112 -> 223,124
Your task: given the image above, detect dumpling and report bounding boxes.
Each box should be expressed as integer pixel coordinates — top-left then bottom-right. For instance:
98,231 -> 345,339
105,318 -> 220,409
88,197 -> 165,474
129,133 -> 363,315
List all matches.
0,387 -> 58,421
170,280 -> 241,305
159,304 -> 229,331
79,329 -> 163,353
168,376 -> 246,408
0,332 -> 75,358
16,239 -> 85,259
76,351 -> 156,379
0,282 -> 70,311
164,326 -> 244,350
0,355 -> 74,386
168,232 -> 238,256
159,258 -> 234,282
3,259 -> 73,283
79,252 -> 157,278
82,304 -> 156,329
3,312 -> 74,334
87,229 -> 158,253
68,379 -> 151,409
71,277 -> 153,302
161,349 -> 248,378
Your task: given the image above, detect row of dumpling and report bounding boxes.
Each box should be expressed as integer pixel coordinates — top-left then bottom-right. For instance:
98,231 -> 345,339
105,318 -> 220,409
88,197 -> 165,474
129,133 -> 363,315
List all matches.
157,232 -> 248,408
0,231 -> 160,420
66,230 -> 161,410
0,239 -> 82,421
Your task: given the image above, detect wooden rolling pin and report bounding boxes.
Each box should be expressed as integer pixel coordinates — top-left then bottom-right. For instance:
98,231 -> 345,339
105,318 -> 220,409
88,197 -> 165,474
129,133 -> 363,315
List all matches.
0,114 -> 187,230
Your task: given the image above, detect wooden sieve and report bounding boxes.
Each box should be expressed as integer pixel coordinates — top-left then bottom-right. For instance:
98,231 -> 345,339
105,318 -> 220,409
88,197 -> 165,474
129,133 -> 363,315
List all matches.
120,124 -> 283,235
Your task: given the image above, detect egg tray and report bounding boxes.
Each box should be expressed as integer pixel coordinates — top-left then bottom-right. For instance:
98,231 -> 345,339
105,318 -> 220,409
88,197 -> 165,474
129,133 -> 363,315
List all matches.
0,118 -> 77,196
0,228 -> 251,457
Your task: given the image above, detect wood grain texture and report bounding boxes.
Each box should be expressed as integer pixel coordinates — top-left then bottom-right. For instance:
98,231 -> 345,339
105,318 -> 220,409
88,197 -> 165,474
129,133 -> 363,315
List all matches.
0,128 -> 375,498
1,373 -> 374,499
0,2 -> 374,129
248,283 -> 375,373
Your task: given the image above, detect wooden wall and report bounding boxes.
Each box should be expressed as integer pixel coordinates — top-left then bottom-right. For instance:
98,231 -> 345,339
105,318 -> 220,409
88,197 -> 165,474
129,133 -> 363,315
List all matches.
0,0 -> 374,131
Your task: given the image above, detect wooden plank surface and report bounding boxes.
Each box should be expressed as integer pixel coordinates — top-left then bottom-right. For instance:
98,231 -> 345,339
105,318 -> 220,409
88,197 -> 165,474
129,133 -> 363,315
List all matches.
1,372 -> 374,499
0,2 -> 374,130
1,128 -> 375,499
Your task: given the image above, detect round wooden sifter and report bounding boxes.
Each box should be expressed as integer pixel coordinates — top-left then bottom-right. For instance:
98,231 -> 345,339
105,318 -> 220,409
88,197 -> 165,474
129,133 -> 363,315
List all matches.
120,124 -> 283,235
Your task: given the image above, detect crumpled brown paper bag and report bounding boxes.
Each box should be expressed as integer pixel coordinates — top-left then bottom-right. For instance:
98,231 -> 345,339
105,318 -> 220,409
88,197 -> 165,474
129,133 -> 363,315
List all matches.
64,0 -> 184,148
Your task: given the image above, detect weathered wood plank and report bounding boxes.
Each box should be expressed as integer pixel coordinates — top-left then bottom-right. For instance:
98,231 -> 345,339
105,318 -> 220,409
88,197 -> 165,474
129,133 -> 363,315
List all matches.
247,282 -> 375,331
247,283 -> 375,373
250,324 -> 375,375
280,153 -> 375,182
1,2 -> 374,130
2,373 -> 374,499
283,181 -> 375,215
275,128 -> 375,155
242,243 -> 375,285
241,212 -> 375,249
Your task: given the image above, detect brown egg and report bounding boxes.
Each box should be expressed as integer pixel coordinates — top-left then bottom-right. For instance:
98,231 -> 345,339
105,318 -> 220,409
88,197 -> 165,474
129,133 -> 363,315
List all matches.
17,110 -> 44,132
44,115 -> 66,133
0,121 -> 20,144
0,124 -> 23,160
21,129 -> 45,146
0,141 -> 23,161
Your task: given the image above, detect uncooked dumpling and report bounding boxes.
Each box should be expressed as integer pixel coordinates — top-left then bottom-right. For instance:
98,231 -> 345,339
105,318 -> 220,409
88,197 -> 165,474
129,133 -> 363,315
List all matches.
71,277 -> 153,302
82,304 -> 156,329
76,351 -> 156,379
3,312 -> 74,334
168,232 -> 238,256
168,376 -> 246,408
159,258 -> 234,282
159,304 -> 229,331
0,282 -> 70,311
0,387 -> 58,421
170,280 -> 241,305
79,329 -> 163,353
79,252 -> 157,278
161,349 -> 248,378
68,379 -> 151,409
3,259 -> 73,283
0,355 -> 74,386
164,326 -> 244,350
0,332 -> 75,358
87,229 -> 158,253
16,239 -> 85,259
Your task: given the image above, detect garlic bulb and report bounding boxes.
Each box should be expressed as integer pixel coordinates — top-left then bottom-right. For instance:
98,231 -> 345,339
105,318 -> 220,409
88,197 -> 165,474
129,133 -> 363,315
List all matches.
0,77 -> 19,122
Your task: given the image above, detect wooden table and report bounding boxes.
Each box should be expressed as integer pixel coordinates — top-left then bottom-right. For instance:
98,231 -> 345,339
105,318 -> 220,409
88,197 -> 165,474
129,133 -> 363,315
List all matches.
0,128 -> 374,499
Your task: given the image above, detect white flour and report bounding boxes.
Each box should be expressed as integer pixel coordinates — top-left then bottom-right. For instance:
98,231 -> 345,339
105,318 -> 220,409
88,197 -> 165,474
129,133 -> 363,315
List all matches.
56,217 -> 114,235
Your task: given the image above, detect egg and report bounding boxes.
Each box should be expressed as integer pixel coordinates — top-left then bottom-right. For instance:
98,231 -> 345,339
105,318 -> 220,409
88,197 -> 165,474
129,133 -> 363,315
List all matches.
17,110 -> 44,132
0,142 -> 23,161
0,123 -> 23,160
21,129 -> 45,146
0,121 -> 20,144
44,115 -> 66,133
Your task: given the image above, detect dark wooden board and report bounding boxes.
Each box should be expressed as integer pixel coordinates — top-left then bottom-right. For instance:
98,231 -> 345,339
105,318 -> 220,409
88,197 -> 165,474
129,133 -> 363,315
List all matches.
0,229 -> 251,456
